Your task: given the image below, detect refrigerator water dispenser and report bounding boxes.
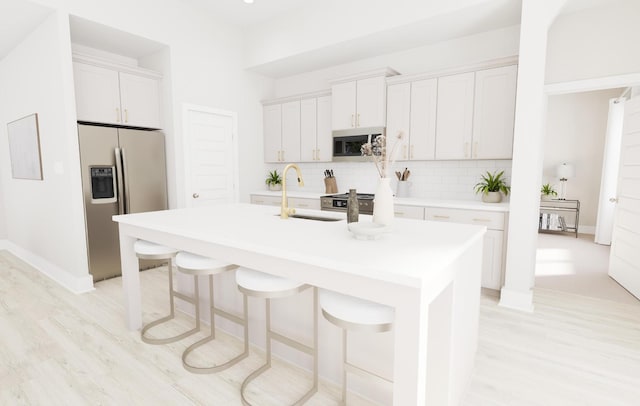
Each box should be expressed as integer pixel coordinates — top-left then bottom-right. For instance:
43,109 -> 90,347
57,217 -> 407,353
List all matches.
90,166 -> 117,204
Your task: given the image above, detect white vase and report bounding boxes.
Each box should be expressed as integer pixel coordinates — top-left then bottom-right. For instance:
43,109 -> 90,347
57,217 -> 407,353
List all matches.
373,177 -> 394,225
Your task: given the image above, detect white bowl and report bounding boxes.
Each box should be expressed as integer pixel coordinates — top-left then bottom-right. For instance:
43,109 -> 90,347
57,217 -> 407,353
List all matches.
348,222 -> 389,240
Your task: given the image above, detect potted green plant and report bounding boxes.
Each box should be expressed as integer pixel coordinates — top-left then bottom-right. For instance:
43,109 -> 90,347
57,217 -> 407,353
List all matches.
474,170 -> 511,203
540,183 -> 557,201
265,169 -> 282,191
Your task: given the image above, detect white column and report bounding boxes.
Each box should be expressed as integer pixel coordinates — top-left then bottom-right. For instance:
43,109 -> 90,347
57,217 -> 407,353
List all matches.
500,0 -> 568,312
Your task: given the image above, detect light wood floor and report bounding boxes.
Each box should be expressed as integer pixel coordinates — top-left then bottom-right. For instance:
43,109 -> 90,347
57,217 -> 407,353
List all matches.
1,250 -> 640,405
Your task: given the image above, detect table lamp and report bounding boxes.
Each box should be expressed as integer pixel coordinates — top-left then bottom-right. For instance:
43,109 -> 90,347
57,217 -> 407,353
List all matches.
556,163 -> 575,200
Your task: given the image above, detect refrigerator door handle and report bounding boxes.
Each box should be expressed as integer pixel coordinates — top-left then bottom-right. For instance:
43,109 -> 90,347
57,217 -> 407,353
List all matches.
120,148 -> 131,214
114,147 -> 126,215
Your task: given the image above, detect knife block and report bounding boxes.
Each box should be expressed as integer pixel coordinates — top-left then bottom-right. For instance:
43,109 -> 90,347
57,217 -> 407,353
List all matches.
324,177 -> 338,194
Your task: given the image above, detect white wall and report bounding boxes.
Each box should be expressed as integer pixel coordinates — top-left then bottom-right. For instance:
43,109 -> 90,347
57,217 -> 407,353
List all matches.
273,25 -> 520,98
267,160 -> 513,201
546,0 -> 640,84
543,88 -> 622,231
0,11 -> 91,290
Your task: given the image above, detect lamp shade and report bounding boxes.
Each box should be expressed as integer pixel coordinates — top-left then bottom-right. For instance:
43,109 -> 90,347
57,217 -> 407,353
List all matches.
556,163 -> 575,179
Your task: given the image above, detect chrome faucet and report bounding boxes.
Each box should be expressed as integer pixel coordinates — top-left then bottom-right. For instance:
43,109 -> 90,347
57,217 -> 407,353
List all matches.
281,163 -> 304,219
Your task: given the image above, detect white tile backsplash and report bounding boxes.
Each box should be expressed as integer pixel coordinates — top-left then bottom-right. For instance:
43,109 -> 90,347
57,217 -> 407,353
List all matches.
265,160 -> 513,201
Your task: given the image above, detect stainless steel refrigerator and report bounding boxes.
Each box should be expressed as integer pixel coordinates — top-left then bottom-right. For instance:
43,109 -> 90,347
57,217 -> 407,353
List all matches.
78,123 -> 168,282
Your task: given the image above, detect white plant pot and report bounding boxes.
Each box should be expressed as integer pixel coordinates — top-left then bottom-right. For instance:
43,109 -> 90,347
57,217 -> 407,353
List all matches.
541,194 -> 553,201
268,184 -> 281,191
482,191 -> 502,203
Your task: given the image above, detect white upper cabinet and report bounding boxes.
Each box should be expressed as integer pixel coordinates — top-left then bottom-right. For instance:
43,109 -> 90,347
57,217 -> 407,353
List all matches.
263,93 -> 330,163
300,96 -> 332,162
331,81 -> 357,130
300,98 -> 317,162
472,65 -> 518,159
331,70 -> 396,131
435,72 -> 475,160
281,101 -> 301,162
410,79 -> 438,160
118,72 -> 160,128
73,61 -> 161,129
387,79 -> 438,161
356,76 -> 387,128
73,63 -> 121,125
386,82 -> 411,159
264,104 -> 282,163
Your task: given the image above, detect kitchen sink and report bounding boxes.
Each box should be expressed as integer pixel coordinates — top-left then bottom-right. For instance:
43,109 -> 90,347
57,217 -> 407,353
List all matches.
275,214 -> 342,222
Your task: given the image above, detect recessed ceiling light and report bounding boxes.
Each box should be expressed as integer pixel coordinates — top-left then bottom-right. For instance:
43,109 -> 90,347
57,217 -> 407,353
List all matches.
244,0 -> 254,4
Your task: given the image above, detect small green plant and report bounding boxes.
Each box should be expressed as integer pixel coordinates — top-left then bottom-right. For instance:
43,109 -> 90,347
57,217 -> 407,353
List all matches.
265,170 -> 282,186
540,183 -> 557,197
474,170 -> 511,196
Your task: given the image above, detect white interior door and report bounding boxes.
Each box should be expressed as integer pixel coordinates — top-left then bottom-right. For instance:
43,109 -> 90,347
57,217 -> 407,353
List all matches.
608,96 -> 640,300
183,104 -> 238,207
595,98 -> 625,245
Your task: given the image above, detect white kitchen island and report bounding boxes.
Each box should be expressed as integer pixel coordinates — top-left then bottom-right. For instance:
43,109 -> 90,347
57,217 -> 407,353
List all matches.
113,203 -> 486,405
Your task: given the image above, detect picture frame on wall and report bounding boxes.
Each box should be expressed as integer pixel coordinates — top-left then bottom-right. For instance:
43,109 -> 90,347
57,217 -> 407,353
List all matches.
7,113 -> 43,180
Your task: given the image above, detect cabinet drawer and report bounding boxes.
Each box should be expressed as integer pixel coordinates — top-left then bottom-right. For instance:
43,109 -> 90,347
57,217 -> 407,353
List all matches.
394,205 -> 425,220
425,207 -> 505,230
250,195 -> 281,206
289,197 -> 320,210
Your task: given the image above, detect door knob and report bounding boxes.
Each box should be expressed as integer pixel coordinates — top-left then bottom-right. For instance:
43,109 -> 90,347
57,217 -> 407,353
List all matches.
609,197 -> 618,203
193,193 -> 199,199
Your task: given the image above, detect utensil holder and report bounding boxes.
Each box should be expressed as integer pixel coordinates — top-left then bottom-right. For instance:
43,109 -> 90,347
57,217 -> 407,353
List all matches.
396,181 -> 411,198
324,177 -> 338,194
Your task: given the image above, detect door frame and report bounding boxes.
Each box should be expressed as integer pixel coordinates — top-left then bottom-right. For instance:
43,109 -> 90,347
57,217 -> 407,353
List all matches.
181,103 -> 239,207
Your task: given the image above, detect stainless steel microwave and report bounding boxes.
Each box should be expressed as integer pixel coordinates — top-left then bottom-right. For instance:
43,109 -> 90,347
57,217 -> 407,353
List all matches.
332,127 -> 385,162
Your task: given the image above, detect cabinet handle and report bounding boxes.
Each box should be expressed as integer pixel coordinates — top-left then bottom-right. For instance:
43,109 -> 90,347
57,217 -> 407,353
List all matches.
298,203 -> 309,208
472,218 -> 491,223
351,114 -> 355,128
403,145 -> 407,160
464,142 -> 470,158
124,109 -> 129,123
316,149 -> 320,160
473,141 -> 478,158
394,211 -> 404,216
277,151 -> 281,161
410,145 -> 414,159
433,215 -> 450,219
254,199 -> 265,204
116,108 -> 120,122
357,113 -> 360,127
281,150 -> 285,161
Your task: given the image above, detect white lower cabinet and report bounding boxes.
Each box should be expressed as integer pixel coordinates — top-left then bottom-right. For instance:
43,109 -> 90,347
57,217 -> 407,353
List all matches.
394,205 -> 425,220
426,207 -> 507,290
250,194 -> 320,210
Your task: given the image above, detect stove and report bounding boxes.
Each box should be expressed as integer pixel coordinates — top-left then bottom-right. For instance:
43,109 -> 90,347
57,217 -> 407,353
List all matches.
320,193 -> 374,215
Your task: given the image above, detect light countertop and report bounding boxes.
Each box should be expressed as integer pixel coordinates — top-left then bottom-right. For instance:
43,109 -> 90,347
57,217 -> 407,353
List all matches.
251,191 -> 510,212
114,203 -> 486,289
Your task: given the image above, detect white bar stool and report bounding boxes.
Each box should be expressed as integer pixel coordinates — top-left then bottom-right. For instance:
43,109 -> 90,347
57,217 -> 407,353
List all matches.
236,268 -> 318,406
319,289 -> 394,405
176,251 -> 249,374
134,240 -> 192,345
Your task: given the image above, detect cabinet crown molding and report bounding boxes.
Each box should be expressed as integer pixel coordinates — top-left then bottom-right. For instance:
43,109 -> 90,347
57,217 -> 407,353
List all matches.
72,52 -> 162,79
261,90 -> 331,106
386,56 -> 518,85
329,67 -> 400,85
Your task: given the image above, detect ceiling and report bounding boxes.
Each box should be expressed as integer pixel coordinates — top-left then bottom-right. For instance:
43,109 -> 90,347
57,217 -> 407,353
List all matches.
0,0 -> 620,72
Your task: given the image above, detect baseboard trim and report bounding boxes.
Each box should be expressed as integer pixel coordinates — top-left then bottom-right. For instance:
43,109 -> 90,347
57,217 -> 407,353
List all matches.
579,225 -> 595,235
499,287 -> 534,312
0,241 -> 94,294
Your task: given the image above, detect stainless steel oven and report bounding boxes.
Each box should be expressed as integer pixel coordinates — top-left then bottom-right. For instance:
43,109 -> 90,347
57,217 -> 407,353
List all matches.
321,193 -> 374,215
332,127 -> 385,162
